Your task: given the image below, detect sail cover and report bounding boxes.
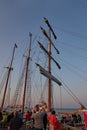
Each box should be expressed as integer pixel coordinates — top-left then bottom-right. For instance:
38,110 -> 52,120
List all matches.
36,64 -> 62,86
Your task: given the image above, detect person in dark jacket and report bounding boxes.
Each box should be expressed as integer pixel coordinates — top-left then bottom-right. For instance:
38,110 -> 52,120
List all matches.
0,110 -> 2,121
7,110 -> 23,130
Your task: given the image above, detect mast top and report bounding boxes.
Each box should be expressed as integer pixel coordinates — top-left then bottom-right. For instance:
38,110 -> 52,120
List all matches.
44,17 -> 57,39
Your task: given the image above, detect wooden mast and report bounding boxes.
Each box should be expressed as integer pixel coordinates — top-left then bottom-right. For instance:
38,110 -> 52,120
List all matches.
48,30 -> 51,111
37,18 -> 85,113
22,33 -> 32,115
1,43 -> 17,110
43,18 -> 59,111
37,18 -> 61,111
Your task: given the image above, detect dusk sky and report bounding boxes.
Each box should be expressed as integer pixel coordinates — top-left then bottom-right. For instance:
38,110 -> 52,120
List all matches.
0,0 -> 87,108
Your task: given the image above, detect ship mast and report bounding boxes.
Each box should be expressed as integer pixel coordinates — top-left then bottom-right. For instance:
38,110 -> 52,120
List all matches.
37,18 -> 61,111
1,43 -> 17,110
48,30 -> 51,111
43,18 -> 60,111
44,19 -> 58,111
37,18 -> 85,113
22,33 -> 32,115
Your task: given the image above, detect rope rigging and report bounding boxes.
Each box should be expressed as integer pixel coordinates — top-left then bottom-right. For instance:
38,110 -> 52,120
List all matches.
0,70 -> 8,95
58,57 -> 87,82
54,25 -> 87,40
4,73 -> 11,107
12,61 -> 26,106
57,40 -> 87,52
50,67 -> 85,108
57,40 -> 87,63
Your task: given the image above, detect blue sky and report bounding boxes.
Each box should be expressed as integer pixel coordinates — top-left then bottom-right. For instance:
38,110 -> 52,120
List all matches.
0,0 -> 87,108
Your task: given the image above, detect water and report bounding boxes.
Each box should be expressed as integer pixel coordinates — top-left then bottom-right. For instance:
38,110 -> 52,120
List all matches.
55,108 -> 77,113
54,108 -> 84,123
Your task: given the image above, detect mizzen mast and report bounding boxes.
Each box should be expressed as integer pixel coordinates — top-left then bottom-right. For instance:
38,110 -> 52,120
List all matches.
1,43 -> 17,110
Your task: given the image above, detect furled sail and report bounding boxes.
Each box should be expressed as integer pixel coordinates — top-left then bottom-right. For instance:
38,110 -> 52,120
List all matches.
36,63 -> 62,86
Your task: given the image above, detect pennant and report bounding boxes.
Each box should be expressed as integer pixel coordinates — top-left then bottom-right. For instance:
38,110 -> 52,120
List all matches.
15,43 -> 18,48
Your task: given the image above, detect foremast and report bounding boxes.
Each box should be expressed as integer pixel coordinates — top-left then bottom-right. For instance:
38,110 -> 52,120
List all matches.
1,43 -> 17,110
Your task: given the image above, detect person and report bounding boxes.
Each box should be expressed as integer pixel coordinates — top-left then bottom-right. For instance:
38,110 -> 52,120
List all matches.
0,109 -> 2,121
72,114 -> 78,124
43,112 -> 48,130
31,104 -> 45,130
66,114 -> 70,120
26,110 -> 32,129
7,110 -> 23,130
0,111 -> 8,128
7,112 -> 13,124
77,114 -> 82,123
47,110 -> 61,130
39,106 -> 48,130
18,109 -> 22,119
40,101 -> 49,112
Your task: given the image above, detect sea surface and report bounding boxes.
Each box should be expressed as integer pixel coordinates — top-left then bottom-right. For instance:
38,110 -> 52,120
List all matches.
55,108 -> 77,113
54,108 -> 84,122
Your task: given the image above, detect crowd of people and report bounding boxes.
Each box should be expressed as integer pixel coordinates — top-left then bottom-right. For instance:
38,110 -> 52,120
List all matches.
24,101 -> 61,130
60,113 -> 82,126
0,109 -> 23,129
0,102 -> 83,130
0,101 -> 61,130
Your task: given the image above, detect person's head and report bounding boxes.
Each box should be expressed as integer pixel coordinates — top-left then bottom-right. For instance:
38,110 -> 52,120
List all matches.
14,110 -> 18,117
41,101 -> 47,107
34,104 -> 39,112
27,110 -> 29,113
51,110 -> 55,115
19,109 -> 21,112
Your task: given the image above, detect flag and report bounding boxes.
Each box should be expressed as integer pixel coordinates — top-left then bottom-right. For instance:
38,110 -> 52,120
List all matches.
15,43 -> 18,48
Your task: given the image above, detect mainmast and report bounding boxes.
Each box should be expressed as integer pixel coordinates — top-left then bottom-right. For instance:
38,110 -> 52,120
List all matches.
1,43 -> 17,110
37,18 -> 85,113
45,18 -> 56,110
37,18 -> 61,111
48,30 -> 51,111
22,33 -> 32,115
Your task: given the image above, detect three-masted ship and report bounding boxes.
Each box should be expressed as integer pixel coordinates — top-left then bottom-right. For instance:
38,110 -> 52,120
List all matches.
0,18 -> 86,130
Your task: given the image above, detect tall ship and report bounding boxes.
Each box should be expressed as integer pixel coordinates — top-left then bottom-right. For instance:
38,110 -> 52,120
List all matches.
0,18 -> 87,130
